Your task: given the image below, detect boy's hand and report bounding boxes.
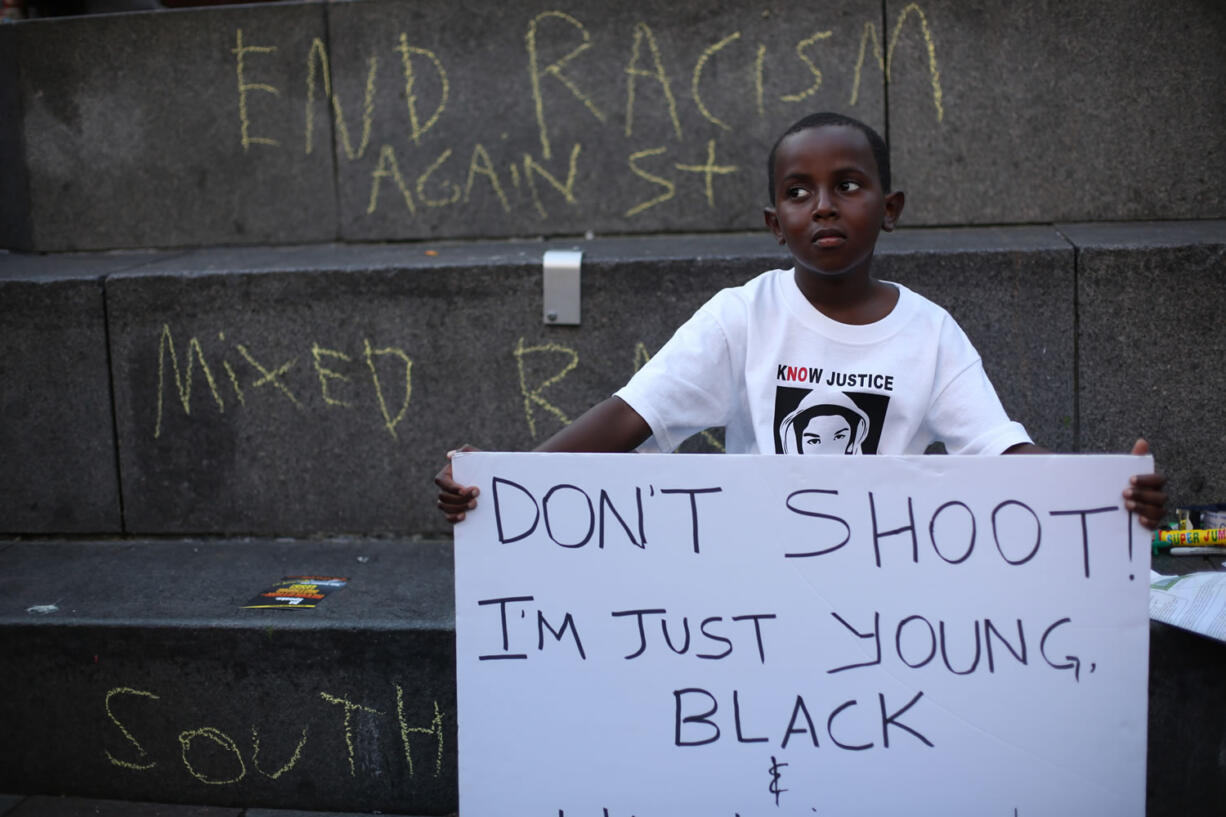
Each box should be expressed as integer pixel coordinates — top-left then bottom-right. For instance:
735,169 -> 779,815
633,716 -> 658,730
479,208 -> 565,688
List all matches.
435,444 -> 481,524
1124,438 -> 1167,530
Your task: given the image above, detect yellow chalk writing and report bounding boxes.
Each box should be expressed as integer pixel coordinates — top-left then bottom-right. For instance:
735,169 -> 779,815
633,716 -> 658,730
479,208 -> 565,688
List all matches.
152,331 -> 426,441
179,727 -> 247,785
753,42 -> 767,117
102,682 -> 448,787
632,341 -> 651,372
105,687 -> 160,771
222,360 -> 246,406
364,339 -> 412,439
312,344 -> 354,408
367,144 -> 417,215
464,143 -> 512,212
514,336 -> 578,439
624,146 -> 676,217
304,38 -> 376,160
155,324 -> 225,439
233,29 -> 280,151
779,30 -> 833,102
850,4 -> 944,121
236,344 -> 302,409
526,10 -> 606,160
319,691 -> 381,778
691,31 -> 740,131
624,22 -> 681,140
849,20 -> 884,108
887,2 -> 944,122
699,428 -> 727,452
396,34 -> 449,145
523,142 -> 582,219
395,685 -> 444,779
416,148 -> 462,207
674,139 -> 738,207
251,725 -> 309,780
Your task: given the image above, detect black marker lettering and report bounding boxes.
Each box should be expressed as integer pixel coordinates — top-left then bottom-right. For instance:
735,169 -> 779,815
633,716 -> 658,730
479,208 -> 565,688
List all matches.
1049,506 -> 1118,578
869,492 -> 918,567
784,489 -> 850,558
636,485 -> 648,545
938,619 -> 982,675
543,484 -> 594,548
611,608 -> 666,659
731,613 -> 776,664
781,695 -> 819,748
537,609 -> 586,659
828,611 -> 881,673
827,699 -> 872,750
928,500 -> 976,564
1040,617 -> 1081,681
992,500 -> 1041,565
733,689 -> 768,743
674,688 -> 720,746
879,691 -> 933,748
696,616 -> 733,660
984,618 -> 1028,672
895,615 -> 936,669
661,615 -> 691,654
477,595 -> 534,660
659,486 -> 722,553
598,488 -> 642,549
492,477 -> 539,543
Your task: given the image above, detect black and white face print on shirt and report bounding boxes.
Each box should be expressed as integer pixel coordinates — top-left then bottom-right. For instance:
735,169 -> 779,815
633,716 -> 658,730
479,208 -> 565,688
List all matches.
773,385 -> 890,455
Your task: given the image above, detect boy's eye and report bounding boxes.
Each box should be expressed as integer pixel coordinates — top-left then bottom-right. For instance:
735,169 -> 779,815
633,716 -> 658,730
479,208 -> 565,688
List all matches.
837,180 -> 862,193
786,187 -> 811,201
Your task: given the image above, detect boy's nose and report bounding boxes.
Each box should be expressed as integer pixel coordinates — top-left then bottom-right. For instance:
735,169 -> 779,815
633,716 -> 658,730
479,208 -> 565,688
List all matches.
814,187 -> 837,217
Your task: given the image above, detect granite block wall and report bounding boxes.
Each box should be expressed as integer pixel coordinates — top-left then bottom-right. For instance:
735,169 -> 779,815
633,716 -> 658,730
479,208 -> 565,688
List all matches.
2,0 -> 1222,250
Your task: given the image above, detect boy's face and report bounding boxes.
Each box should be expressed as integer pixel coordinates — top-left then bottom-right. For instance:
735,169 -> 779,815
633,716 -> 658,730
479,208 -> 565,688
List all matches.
764,125 -> 904,279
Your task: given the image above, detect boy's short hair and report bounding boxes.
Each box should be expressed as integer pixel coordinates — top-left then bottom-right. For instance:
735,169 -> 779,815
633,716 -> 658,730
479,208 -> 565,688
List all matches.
766,112 -> 892,201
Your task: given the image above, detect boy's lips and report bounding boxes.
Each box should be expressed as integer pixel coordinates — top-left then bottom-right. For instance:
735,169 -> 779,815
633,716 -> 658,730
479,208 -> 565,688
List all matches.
812,229 -> 846,248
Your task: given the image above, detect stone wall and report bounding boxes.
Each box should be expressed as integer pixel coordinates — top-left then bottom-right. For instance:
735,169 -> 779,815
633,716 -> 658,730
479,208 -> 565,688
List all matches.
2,0 -> 1223,250
5,223 -> 1224,536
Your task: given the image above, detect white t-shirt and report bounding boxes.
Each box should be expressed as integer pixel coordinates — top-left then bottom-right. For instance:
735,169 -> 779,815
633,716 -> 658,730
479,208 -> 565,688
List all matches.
616,268 -> 1031,456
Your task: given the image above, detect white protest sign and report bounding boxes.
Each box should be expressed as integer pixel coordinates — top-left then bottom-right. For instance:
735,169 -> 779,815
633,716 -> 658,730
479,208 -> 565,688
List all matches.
453,452 -> 1150,817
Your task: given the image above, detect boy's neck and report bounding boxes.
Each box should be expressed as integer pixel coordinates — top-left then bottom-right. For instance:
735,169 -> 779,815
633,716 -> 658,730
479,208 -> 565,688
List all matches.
793,267 -> 898,325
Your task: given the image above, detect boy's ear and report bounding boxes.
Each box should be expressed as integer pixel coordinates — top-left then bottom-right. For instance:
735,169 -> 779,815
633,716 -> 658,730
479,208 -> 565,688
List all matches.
763,207 -> 786,244
881,190 -> 905,232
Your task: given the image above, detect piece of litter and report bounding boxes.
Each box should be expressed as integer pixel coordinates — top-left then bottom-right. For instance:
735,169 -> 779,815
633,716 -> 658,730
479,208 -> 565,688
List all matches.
243,576 -> 348,609
356,555 -> 370,564
27,604 -> 59,615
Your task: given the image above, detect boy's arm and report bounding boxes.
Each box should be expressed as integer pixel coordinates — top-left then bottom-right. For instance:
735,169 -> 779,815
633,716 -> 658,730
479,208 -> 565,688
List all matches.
1003,438 -> 1168,529
1002,442 -> 1048,454
434,397 -> 651,523
532,395 -> 652,452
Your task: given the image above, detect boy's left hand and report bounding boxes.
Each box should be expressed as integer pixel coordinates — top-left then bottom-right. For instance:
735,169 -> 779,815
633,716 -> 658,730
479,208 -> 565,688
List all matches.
1124,438 -> 1167,530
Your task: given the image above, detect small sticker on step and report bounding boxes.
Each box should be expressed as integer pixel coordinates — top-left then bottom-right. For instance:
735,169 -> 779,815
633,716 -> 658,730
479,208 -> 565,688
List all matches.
243,576 -> 348,609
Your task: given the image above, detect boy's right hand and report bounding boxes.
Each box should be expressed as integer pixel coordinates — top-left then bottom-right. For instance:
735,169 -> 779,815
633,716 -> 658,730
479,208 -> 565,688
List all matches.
435,444 -> 481,523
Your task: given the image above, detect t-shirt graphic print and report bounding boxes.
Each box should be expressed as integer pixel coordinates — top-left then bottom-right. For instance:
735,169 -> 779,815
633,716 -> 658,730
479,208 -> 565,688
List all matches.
773,385 -> 891,455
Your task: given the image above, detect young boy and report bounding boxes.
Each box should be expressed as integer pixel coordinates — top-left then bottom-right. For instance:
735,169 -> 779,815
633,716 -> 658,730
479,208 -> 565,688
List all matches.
436,112 -> 1166,526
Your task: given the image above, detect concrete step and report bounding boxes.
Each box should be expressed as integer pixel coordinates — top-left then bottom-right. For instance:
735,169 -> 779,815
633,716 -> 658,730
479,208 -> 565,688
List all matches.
0,793 -> 434,817
1,540 -> 1224,815
0,538 -> 456,814
3,222 -> 1225,538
